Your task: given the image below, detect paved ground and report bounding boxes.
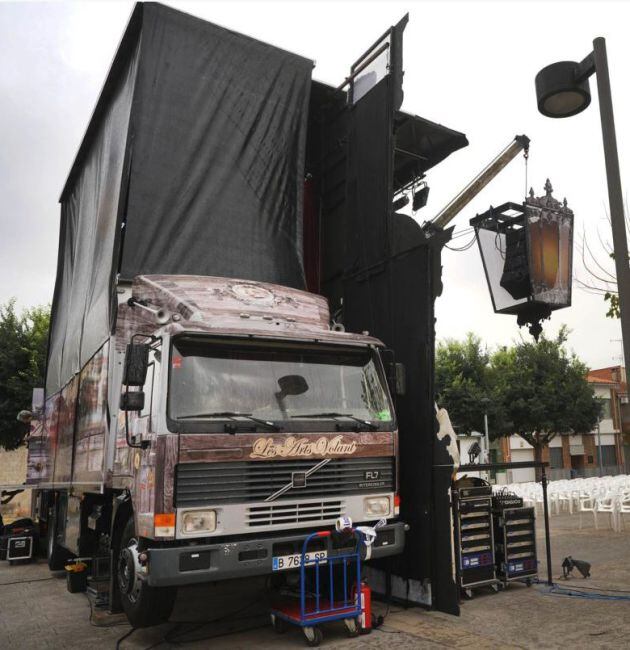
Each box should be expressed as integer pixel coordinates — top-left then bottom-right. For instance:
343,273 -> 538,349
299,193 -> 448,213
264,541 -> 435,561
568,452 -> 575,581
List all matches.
1,510 -> 629,649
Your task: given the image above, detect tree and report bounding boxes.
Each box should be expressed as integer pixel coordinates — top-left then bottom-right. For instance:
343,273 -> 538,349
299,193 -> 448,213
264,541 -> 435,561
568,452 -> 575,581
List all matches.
436,329 -> 601,478
435,333 -> 501,435
0,300 -> 50,450
490,326 -> 601,470
576,205 -> 629,319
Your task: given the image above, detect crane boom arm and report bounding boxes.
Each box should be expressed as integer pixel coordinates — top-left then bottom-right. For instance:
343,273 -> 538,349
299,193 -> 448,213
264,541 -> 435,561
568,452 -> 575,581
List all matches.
429,134 -> 530,230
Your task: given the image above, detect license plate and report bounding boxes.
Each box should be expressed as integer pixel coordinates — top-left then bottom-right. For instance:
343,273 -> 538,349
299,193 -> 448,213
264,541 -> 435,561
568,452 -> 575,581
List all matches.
272,551 -> 328,571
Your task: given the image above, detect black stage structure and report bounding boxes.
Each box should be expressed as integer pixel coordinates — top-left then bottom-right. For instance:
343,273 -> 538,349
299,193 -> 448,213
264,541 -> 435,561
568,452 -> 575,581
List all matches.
305,17 -> 468,614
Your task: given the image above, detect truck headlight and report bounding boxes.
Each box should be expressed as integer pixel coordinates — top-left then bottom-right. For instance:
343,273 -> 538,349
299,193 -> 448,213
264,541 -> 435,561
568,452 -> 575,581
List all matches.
182,510 -> 216,534
364,497 -> 390,517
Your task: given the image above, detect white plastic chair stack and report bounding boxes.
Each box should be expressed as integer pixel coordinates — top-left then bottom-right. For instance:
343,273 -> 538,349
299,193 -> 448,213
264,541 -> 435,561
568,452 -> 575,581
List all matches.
492,474 -> 630,532
617,493 -> 630,530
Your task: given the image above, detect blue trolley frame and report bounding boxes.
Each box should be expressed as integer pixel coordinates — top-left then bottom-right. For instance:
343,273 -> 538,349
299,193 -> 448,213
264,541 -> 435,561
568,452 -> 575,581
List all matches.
271,529 -> 363,630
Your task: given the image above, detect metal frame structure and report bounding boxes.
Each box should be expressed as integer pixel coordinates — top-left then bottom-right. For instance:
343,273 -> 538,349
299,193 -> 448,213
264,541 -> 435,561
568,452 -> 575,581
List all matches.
270,529 -> 362,645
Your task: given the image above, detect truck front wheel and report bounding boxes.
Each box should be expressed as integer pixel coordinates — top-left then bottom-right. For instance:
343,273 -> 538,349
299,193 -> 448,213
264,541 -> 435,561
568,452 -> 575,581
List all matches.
117,517 -> 177,628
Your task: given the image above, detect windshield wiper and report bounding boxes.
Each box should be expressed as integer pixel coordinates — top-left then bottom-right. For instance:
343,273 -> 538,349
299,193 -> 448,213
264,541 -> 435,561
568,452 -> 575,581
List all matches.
290,412 -> 378,431
178,411 -> 281,432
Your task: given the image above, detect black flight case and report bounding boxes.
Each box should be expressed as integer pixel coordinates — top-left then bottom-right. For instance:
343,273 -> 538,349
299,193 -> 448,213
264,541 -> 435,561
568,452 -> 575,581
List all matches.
453,479 -> 500,598
492,494 -> 538,587
0,518 -> 38,564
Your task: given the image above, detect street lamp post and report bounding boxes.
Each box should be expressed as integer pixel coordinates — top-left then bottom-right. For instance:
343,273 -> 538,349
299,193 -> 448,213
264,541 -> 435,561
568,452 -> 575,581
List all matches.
480,397 -> 491,463
535,38 -> 630,375
596,416 -> 603,477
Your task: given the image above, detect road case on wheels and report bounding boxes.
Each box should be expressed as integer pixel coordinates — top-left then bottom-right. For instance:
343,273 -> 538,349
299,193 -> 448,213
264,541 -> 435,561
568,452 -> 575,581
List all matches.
0,518 -> 38,564
453,478 -> 500,598
493,503 -> 538,586
270,528 -> 364,647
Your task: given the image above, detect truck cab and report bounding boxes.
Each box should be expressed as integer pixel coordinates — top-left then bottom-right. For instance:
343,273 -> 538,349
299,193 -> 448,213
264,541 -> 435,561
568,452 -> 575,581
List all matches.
110,275 -> 404,625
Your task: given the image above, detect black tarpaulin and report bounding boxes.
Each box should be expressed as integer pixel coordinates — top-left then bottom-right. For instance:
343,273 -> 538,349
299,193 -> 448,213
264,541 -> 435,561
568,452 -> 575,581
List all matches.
394,112 -> 469,191
48,2 -> 312,395
121,4 -> 312,287
309,15 -> 467,614
46,38 -> 140,395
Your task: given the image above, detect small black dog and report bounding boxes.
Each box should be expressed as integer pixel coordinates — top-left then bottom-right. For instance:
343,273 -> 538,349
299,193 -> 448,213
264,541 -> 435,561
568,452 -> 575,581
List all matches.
562,556 -> 591,579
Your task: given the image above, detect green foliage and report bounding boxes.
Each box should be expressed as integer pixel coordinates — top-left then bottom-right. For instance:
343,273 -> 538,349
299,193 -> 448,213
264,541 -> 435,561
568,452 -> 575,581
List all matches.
604,292 -> 620,319
490,326 -> 600,446
435,326 -> 600,447
0,300 -> 50,450
435,333 -> 500,435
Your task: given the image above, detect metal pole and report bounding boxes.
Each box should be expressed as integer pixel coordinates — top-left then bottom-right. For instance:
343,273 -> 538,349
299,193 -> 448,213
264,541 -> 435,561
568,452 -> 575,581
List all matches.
483,412 -> 491,482
596,417 -> 603,476
593,38 -> 630,377
483,413 -> 490,462
540,463 -> 553,586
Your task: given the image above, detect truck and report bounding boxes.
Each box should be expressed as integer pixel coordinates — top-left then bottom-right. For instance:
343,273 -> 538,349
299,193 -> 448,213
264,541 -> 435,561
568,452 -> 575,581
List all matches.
22,2 -> 419,628
39,274 -> 404,627
15,0 -> 474,623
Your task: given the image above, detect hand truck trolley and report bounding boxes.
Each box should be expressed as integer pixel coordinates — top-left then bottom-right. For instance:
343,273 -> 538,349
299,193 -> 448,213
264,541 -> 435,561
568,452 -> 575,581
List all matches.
270,529 -> 364,647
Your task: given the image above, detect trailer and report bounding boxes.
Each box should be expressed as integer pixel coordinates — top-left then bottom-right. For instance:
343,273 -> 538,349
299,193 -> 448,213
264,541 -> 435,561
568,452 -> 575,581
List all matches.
11,1 -> 470,625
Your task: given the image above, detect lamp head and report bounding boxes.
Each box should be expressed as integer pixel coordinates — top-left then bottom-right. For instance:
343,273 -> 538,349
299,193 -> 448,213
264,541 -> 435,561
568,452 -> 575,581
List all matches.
535,61 -> 591,118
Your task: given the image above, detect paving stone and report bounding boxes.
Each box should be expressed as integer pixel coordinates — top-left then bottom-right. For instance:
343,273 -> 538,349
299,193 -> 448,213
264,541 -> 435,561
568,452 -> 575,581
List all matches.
2,512 -> 630,648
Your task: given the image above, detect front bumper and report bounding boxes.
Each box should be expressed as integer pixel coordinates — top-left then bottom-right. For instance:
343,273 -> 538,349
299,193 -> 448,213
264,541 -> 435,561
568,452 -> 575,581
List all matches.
146,522 -> 406,587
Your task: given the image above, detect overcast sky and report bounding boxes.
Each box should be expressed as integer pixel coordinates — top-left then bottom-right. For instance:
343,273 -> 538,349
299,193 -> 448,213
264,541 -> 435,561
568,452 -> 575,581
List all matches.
0,0 -> 628,369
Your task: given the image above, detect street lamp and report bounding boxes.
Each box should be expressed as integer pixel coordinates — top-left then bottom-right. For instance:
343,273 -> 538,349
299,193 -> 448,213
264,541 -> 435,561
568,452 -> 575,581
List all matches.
535,61 -> 591,118
535,38 -> 630,376
470,181 -> 574,340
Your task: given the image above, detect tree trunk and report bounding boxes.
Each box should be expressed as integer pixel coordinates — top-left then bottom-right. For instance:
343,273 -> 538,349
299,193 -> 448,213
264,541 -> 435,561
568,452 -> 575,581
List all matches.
533,443 -> 544,482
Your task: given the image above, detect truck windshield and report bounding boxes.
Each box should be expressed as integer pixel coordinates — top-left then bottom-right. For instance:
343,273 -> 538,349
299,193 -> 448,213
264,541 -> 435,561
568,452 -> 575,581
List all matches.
168,338 -> 393,430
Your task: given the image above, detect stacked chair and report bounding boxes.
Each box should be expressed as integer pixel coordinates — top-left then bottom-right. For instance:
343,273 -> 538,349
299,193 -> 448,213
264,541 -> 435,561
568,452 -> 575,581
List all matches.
492,475 -> 630,532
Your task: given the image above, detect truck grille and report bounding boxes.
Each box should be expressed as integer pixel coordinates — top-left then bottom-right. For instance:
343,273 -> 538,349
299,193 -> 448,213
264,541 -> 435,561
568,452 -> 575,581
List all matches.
174,456 -> 394,507
247,500 -> 345,527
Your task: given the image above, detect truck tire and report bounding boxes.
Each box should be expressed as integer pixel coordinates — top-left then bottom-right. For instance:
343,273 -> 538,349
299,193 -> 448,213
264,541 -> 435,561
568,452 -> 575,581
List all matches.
47,507 -> 70,571
117,517 -> 177,628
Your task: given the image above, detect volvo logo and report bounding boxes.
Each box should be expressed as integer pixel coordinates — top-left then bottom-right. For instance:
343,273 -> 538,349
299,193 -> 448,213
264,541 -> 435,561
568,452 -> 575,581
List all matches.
292,472 -> 307,488
265,459 -> 331,502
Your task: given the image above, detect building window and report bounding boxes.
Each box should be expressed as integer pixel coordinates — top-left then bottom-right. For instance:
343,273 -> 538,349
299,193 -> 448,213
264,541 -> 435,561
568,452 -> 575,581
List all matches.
600,398 -> 612,420
549,447 -> 564,469
599,444 -> 617,467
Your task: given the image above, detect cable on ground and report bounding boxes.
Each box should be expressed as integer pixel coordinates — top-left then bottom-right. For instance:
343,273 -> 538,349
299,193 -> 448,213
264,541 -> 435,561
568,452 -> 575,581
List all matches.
533,578 -> 630,601
116,627 -> 136,649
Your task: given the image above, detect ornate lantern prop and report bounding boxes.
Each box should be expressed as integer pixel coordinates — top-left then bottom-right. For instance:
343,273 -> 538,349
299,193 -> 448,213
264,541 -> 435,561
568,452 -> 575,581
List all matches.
470,180 -> 573,340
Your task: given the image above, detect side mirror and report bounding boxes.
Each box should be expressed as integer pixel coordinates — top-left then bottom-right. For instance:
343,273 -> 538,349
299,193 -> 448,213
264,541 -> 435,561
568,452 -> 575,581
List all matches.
277,375 -> 309,397
123,343 -> 150,386
120,391 -> 145,411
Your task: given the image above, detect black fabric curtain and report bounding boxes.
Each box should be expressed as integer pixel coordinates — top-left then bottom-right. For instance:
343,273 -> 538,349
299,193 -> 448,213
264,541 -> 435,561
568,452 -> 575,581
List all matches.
120,4 -> 312,289
46,39 -> 139,395
47,3 -> 312,395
